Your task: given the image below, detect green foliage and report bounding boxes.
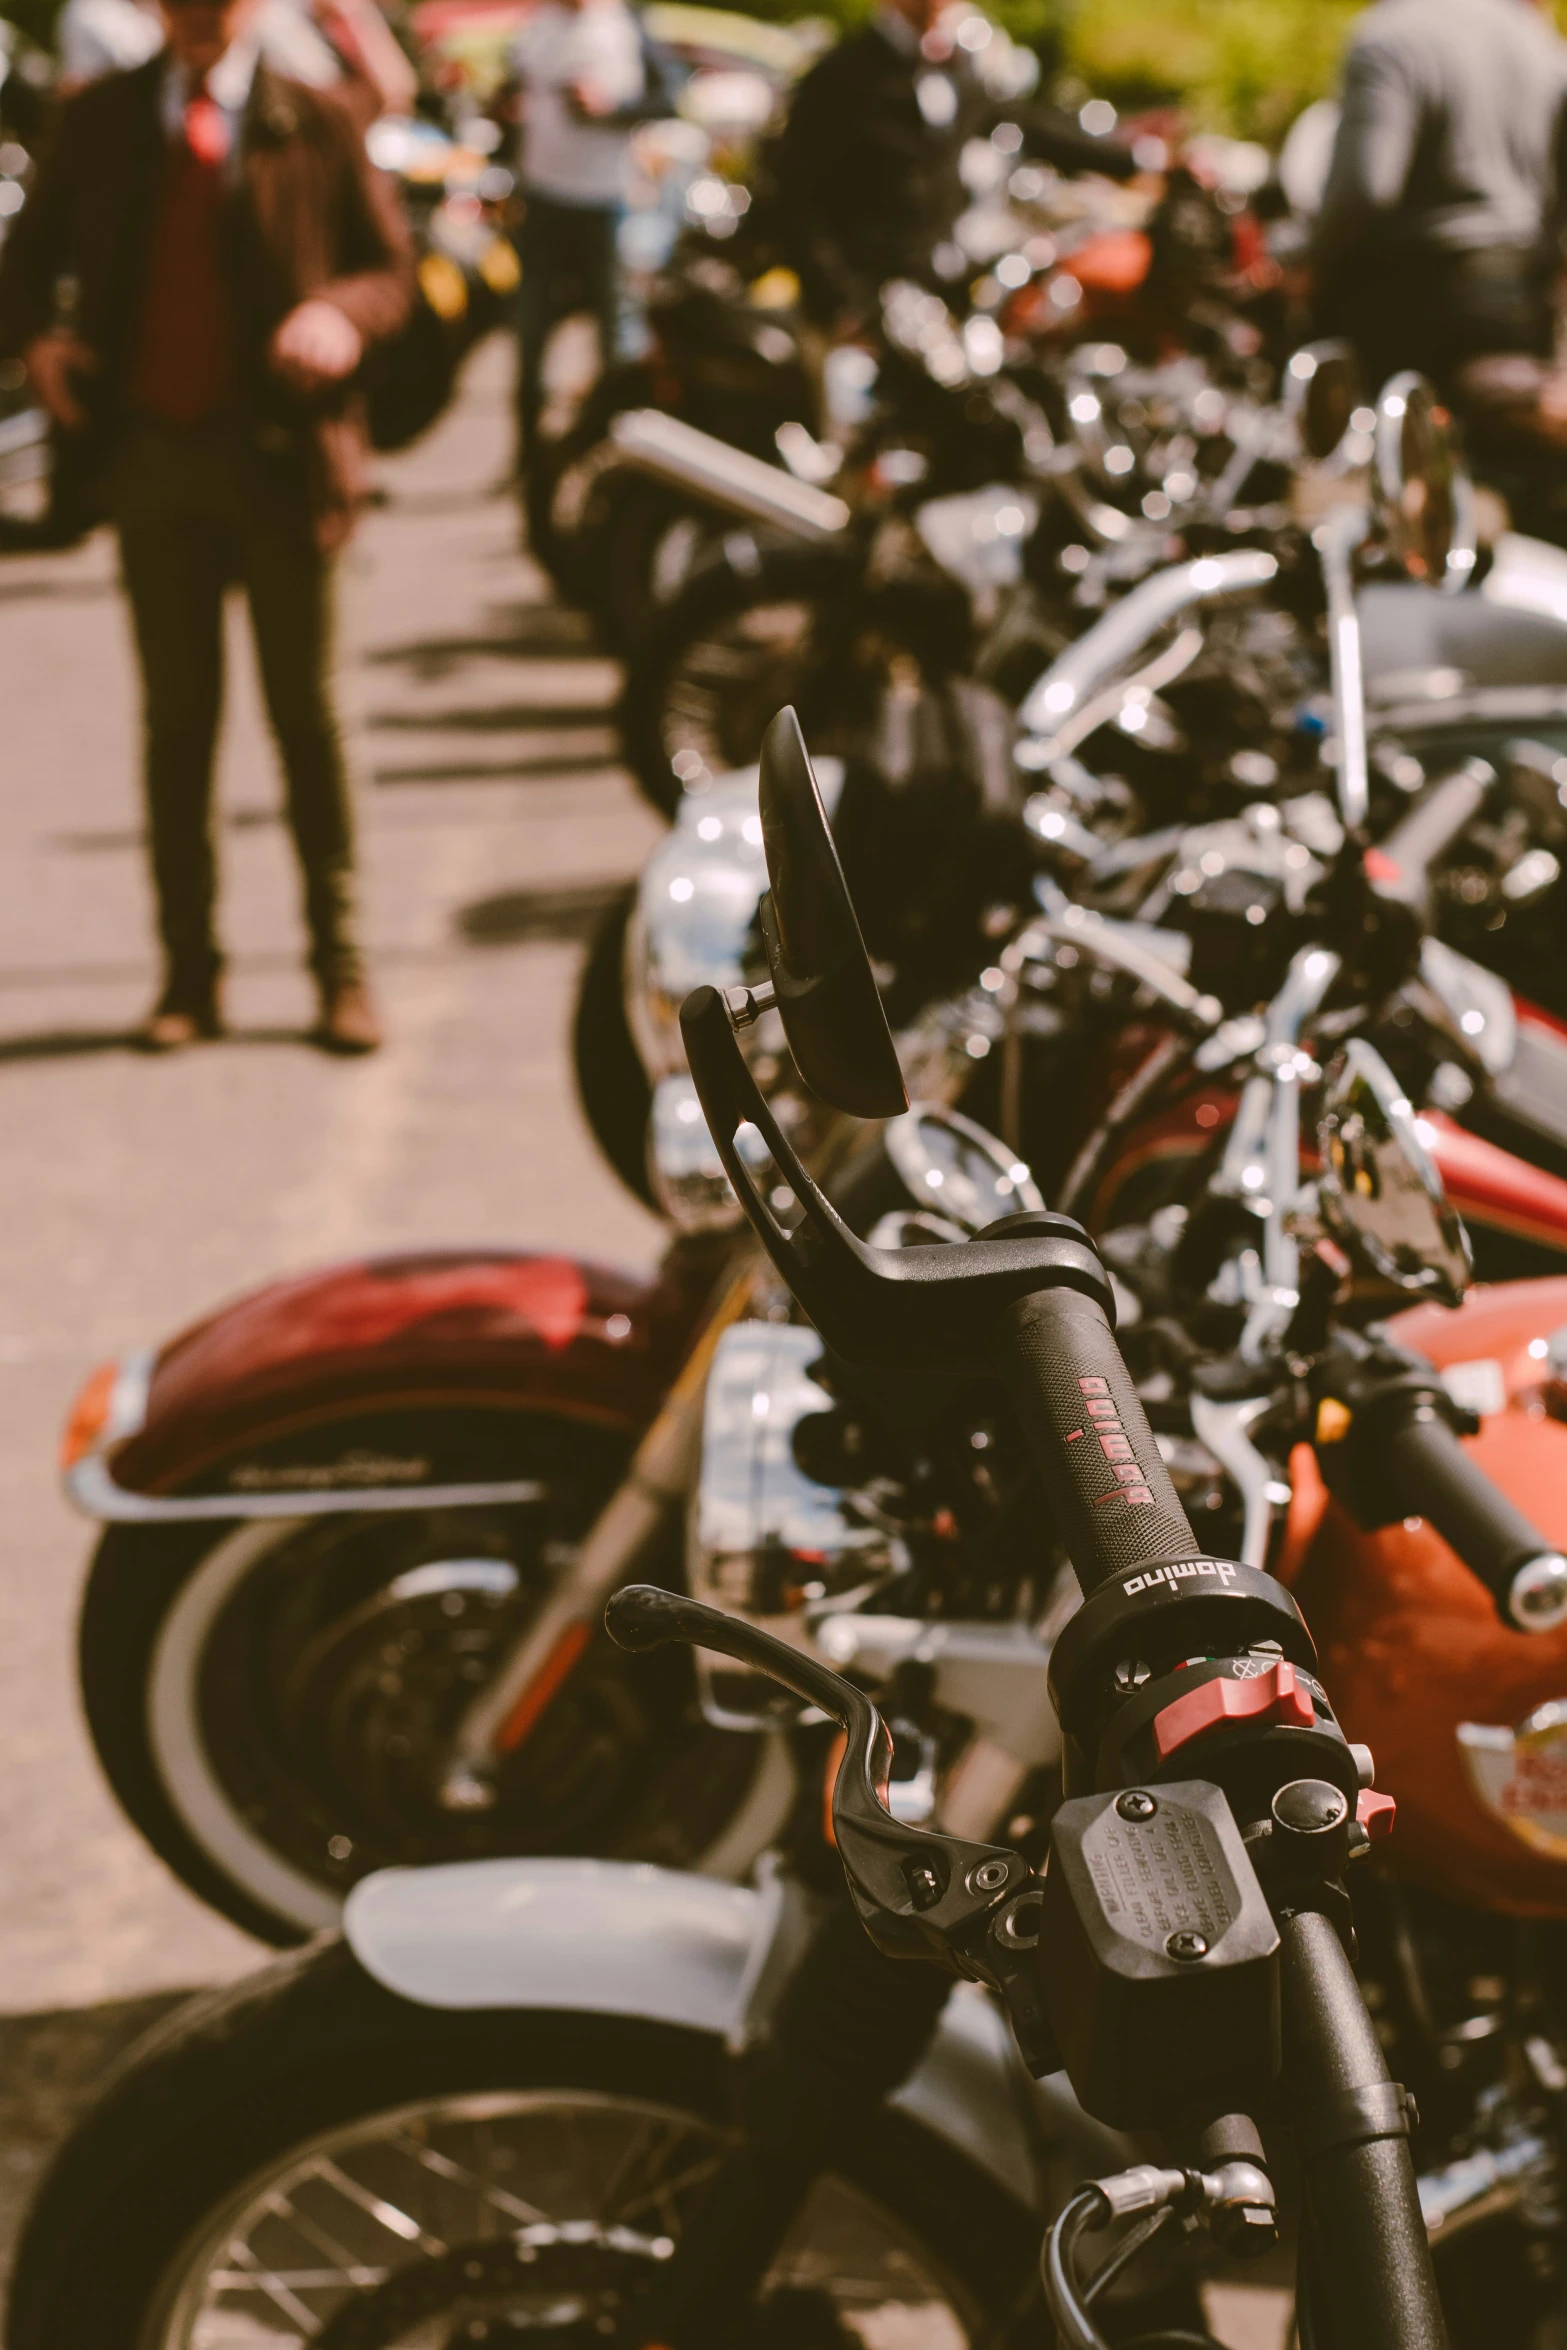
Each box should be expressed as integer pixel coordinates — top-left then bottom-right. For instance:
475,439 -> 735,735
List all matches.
1062,0 -> 1361,139
728,0 -> 1366,136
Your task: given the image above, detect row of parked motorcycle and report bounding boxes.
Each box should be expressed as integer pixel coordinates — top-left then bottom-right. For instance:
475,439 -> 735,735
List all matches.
14,293 -> 1567,2340
11,84 -> 1567,2350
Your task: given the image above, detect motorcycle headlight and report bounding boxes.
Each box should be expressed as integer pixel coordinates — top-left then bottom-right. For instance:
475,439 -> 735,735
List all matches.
648,1075 -> 777,1234
883,1104 -> 1043,1231
625,762 -> 842,1083
914,485 -> 1039,594
624,770 -> 769,1083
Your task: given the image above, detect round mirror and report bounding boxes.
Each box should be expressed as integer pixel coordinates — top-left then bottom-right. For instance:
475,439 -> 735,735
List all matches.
1317,1039 -> 1472,1304
1373,372 -> 1477,590
884,1106 -> 1044,1235
1283,340 -> 1364,465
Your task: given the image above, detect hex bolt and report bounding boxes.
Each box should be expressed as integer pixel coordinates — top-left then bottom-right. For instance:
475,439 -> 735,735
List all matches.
1112,1658 -> 1151,1694
1167,1930 -> 1209,1961
1117,1789 -> 1158,1821
994,1890 -> 1044,1951
967,1857 -> 1013,1895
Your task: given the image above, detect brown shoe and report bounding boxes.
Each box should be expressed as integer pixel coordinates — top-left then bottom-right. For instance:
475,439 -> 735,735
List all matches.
137,991 -> 224,1052
316,979 -> 383,1055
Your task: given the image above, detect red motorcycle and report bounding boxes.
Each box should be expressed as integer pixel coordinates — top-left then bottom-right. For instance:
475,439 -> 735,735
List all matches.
59,1236 -> 784,1942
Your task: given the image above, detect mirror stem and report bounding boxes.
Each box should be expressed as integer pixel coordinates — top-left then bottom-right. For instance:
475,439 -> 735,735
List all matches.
1315,504 -> 1372,836
723,980 -> 777,1029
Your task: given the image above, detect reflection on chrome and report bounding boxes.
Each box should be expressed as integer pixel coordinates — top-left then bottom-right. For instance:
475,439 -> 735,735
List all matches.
689,1322 -> 892,1730
625,761 -> 842,1084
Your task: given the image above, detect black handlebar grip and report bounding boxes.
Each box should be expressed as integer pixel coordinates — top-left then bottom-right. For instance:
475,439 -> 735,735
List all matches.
1380,1406 -> 1567,1632
995,1285 -> 1201,1596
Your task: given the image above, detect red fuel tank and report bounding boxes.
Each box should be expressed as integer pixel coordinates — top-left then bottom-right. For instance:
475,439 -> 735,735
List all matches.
1288,1276 -> 1567,1916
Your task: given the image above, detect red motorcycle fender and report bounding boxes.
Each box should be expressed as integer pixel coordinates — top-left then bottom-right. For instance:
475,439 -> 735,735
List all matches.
63,1249 -> 704,1520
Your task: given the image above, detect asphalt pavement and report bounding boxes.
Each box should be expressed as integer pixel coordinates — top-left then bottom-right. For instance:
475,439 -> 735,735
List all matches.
0,335 -> 663,2263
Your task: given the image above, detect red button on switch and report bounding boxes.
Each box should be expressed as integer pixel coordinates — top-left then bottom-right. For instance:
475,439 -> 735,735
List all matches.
1151,1661 -> 1316,1763
1357,1788 -> 1397,1841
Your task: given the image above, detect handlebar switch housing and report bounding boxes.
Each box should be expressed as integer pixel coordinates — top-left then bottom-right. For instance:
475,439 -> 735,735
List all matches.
1039,1779 -> 1280,2129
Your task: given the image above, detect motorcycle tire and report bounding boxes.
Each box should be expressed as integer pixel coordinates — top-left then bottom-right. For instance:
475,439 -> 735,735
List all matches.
78,1412 -> 789,1946
619,540 -> 969,820
594,477 -> 727,655
8,1935 -> 1032,2349
573,883 -> 656,1209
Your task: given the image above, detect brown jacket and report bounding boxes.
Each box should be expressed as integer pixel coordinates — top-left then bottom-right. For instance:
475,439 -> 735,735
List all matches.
0,54 -> 415,539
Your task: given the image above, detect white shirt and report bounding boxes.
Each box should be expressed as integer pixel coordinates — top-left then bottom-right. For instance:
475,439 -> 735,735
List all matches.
65,0 -> 339,105
514,0 -> 644,207
58,0 -> 162,87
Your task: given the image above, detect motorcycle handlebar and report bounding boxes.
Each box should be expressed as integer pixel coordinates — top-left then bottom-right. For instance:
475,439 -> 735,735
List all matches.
994,1283 -> 1203,1595
1379,1405 -> 1567,1633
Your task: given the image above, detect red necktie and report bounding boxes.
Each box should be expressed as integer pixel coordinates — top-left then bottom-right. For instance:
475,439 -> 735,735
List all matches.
184,92 -> 231,168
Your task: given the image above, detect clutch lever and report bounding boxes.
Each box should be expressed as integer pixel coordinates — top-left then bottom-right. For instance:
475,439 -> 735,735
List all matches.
605,1585 -> 1057,2066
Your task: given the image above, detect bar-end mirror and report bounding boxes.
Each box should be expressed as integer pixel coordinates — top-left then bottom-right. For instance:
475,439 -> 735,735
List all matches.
1374,371 -> 1477,592
1317,1039 -> 1472,1306
1284,339 -> 1364,467
757,706 -> 908,1118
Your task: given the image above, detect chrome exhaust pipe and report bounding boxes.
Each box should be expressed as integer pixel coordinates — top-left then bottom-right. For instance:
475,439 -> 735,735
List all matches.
607,409 -> 851,543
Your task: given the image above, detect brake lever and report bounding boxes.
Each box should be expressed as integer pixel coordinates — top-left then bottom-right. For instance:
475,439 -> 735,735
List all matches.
605,1586 -> 1057,2065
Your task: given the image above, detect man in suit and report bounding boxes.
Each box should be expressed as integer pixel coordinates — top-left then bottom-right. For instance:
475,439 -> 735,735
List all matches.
0,0 -> 413,1051
771,0 -> 1135,331
1314,0 -> 1567,398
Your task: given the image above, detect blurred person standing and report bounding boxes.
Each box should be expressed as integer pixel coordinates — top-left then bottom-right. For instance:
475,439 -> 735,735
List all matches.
1314,0 -> 1567,397
0,0 -> 413,1052
511,0 -> 645,473
773,0 -> 982,327
772,0 -> 1133,329
58,0 -> 415,123
56,0 -> 164,94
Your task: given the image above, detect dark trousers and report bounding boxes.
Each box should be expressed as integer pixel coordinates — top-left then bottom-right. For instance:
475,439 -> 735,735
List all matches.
114,415 -> 362,1005
1322,243 -> 1552,401
515,190 -> 622,465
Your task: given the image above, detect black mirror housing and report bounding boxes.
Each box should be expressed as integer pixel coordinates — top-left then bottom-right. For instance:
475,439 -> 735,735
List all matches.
757,706 -> 908,1119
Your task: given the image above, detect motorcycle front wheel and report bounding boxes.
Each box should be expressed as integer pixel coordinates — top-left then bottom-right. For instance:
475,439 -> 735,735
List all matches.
80,1411 -> 791,1945
618,542 -> 968,819
8,1937 -> 1028,2348
572,883 -> 656,1209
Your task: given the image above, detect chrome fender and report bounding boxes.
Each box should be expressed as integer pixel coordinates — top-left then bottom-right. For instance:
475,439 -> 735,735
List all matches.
344,1856 -> 1127,2205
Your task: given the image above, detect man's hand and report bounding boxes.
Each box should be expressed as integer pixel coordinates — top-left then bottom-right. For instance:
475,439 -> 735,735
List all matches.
268,299 -> 363,393
24,331 -> 97,432
568,75 -> 617,119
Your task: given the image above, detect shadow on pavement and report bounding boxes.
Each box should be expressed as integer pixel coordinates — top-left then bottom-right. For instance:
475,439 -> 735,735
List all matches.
371,700 -> 615,735
0,1024 -> 330,1064
0,1990 -> 188,2286
456,877 -> 624,946
54,806 -> 281,855
368,606 -> 597,671
375,747 -> 618,785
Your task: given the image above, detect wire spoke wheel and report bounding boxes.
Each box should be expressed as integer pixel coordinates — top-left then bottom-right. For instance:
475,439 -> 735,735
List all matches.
658,600 -> 923,784
84,1416 -> 787,1941
148,2091 -> 976,2348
